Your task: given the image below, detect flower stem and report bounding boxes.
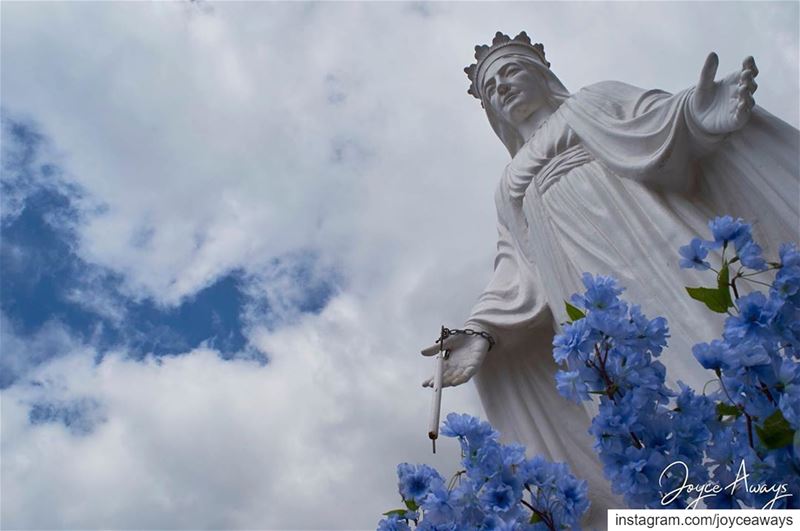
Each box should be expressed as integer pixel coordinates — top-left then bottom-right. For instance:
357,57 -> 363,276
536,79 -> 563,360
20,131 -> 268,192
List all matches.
521,499 -> 555,531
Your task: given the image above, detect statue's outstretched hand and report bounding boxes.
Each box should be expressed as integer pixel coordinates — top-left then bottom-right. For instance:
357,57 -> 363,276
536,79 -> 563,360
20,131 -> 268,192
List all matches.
692,52 -> 758,136
420,331 -> 489,388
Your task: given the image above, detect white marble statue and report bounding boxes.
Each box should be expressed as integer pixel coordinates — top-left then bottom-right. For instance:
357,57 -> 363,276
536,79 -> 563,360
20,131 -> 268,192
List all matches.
421,32 -> 799,526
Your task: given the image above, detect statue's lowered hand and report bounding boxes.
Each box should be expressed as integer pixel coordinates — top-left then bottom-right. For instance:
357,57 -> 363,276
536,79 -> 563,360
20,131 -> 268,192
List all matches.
420,331 -> 489,388
691,52 -> 758,135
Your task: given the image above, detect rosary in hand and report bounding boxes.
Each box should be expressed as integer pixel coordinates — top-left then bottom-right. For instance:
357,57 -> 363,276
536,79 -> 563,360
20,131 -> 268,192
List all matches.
427,326 -> 495,453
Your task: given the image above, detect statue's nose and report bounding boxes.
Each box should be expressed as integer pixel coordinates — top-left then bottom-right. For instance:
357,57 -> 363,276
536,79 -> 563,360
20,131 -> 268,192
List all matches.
497,84 -> 509,96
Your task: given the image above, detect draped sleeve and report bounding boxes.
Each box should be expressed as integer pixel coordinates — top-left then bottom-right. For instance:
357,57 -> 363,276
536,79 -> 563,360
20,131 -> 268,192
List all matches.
467,181 -> 552,346
464,163 -> 554,351
560,80 -> 799,250
560,80 -> 725,192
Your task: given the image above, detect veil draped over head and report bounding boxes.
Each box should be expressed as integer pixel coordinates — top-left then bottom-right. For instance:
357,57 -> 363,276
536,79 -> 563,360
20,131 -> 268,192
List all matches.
479,55 -> 571,157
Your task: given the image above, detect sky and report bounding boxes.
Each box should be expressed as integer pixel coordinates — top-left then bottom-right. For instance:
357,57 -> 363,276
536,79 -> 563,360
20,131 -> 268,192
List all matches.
1,2 -> 798,529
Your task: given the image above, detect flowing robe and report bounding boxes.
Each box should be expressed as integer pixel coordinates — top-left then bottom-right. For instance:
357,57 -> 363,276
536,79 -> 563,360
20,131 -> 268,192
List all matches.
464,81 -> 799,526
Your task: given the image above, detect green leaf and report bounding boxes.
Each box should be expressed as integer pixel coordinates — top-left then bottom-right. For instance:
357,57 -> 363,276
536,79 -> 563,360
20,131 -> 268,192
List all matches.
564,301 -> 586,322
755,409 -> 795,449
404,499 -> 419,511
717,264 -> 734,309
715,402 -> 741,418
685,286 -> 729,313
529,512 -> 542,524
382,509 -> 408,517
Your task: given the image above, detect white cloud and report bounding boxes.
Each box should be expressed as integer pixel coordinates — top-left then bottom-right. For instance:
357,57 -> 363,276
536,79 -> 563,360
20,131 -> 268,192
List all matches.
1,294 -> 483,530
1,2 -> 798,529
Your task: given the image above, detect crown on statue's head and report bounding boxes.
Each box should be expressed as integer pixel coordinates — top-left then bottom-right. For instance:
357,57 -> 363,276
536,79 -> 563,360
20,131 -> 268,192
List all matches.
464,31 -> 550,102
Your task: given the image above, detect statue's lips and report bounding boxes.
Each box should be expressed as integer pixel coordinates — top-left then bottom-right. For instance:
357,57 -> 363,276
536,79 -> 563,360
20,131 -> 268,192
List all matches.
502,92 -> 520,106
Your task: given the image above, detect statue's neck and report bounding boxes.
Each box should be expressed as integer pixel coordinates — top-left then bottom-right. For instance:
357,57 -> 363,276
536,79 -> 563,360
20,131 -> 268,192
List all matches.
517,103 -> 557,142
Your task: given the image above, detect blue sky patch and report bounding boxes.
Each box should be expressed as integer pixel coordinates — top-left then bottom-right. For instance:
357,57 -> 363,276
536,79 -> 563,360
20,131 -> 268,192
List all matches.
246,251 -> 340,331
28,397 -> 106,436
1,111 -> 339,388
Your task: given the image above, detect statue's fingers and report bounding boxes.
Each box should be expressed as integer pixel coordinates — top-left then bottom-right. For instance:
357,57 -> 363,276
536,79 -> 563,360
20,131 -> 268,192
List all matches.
422,375 -> 433,388
742,56 -> 758,78
420,336 -> 455,356
741,94 -> 755,109
739,77 -> 758,95
421,344 -> 440,357
440,365 -> 456,387
698,52 -> 719,93
445,364 -> 475,388
441,364 -> 463,388
444,372 -> 465,388
734,98 -> 754,124
738,82 -> 757,98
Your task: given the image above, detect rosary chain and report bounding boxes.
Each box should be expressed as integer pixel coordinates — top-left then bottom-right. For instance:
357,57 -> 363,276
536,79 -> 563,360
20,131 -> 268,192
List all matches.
437,327 -> 496,351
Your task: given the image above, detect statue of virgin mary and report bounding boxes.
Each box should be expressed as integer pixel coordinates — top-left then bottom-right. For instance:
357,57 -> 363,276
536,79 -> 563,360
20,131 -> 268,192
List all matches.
421,32 -> 799,526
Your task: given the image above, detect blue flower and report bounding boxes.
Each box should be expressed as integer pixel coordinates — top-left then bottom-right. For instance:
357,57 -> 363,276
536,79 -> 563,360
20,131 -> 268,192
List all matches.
586,306 -> 632,340
385,418 -> 591,528
774,268 -> 800,299
591,398 -> 638,439
572,273 -> 624,312
441,413 -> 497,451
471,440 -> 503,481
500,443 -> 526,469
555,474 -> 590,523
637,413 -> 673,451
724,292 -> 773,342
377,514 -> 412,531
552,319 -> 594,364
707,216 -> 752,250
521,455 -> 556,489
420,481 -> 456,526
779,387 -> 800,430
706,426 -> 736,465
629,305 -> 669,356
777,358 -> 800,387
448,477 -> 483,526
738,241 -> 767,271
416,522 -> 460,531
730,341 -> 771,369
780,243 -> 800,268
692,340 -> 730,371
555,370 -> 590,403
615,447 -> 650,500
679,238 -> 711,270
397,463 -> 442,505
479,478 -> 518,513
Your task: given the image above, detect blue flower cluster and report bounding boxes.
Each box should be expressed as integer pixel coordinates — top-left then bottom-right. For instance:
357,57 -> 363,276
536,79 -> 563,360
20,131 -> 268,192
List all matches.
554,274 -> 715,508
384,216 -> 797,523
377,413 -> 590,531
679,216 -> 767,271
684,218 -> 800,508
549,216 -> 799,509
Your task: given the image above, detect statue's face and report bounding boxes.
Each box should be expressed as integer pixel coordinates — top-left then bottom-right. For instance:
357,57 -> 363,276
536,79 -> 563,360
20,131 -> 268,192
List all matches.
482,57 -> 546,125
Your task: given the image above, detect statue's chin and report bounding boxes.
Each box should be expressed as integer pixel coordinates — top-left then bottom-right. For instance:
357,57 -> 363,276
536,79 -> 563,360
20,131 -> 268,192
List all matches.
506,101 -> 541,126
